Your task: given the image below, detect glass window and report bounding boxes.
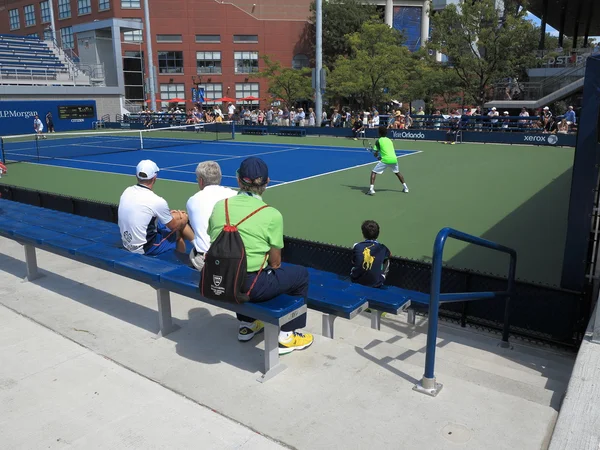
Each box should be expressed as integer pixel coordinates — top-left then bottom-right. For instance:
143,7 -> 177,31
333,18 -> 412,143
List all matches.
156,34 -> 182,43
121,0 -> 140,8
43,29 -> 53,40
60,26 -> 74,49
196,51 -> 221,74
292,54 -> 309,70
160,83 -> 185,108
98,0 -> 110,10
58,0 -> 71,19
234,51 -> 258,74
40,1 -> 51,22
235,83 -> 259,105
123,29 -> 142,42
233,35 -> 258,43
24,5 -> 36,26
197,83 -> 222,105
158,51 -> 184,74
9,9 -> 20,30
78,0 -> 91,15
196,35 -> 220,43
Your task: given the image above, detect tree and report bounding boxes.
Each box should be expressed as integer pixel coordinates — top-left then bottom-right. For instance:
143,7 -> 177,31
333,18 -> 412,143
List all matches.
308,0 -> 382,69
408,55 -> 463,111
327,22 -> 413,108
257,55 -> 312,108
429,0 -> 538,107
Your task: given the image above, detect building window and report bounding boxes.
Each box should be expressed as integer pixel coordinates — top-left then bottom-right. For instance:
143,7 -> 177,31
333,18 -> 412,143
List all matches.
78,0 -> 91,15
160,83 -> 185,107
196,35 -> 220,43
121,0 -> 140,8
236,83 -> 259,105
40,1 -> 51,22
58,0 -> 71,19
197,83 -> 222,105
233,34 -> 258,43
158,51 -> 183,74
234,51 -> 258,74
44,29 -> 53,40
196,52 -> 221,74
27,32 -> 39,39
60,26 -> 74,49
292,54 -> 309,70
123,29 -> 142,42
24,5 -> 36,26
9,9 -> 20,30
98,0 -> 110,10
156,34 -> 182,43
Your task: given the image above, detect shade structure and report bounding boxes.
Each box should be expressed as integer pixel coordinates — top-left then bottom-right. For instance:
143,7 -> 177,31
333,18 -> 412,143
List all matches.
240,96 -> 260,101
167,98 -> 186,103
215,97 -> 236,102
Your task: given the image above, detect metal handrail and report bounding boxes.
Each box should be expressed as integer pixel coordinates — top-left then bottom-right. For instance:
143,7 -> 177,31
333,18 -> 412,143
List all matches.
415,227 -> 517,397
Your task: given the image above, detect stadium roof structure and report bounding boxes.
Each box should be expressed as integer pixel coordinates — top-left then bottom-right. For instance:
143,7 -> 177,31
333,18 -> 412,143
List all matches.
527,0 -> 598,41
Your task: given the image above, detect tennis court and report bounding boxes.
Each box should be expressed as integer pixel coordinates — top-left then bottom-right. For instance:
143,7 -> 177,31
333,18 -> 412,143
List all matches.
0,128 -> 575,286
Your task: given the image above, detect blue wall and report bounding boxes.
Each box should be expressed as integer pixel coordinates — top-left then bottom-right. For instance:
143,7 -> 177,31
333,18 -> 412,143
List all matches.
0,100 -> 97,136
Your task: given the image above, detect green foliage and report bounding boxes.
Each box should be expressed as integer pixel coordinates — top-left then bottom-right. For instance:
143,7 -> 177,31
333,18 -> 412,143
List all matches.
407,54 -> 463,111
257,55 -> 313,108
327,22 -> 412,107
309,0 -> 382,69
429,0 -> 538,106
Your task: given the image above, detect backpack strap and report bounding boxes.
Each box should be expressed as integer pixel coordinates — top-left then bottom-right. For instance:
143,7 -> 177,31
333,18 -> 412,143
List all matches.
224,199 -> 269,229
245,253 -> 269,296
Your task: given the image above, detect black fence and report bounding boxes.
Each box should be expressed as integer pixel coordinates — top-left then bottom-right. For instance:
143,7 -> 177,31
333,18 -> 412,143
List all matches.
0,184 -> 590,350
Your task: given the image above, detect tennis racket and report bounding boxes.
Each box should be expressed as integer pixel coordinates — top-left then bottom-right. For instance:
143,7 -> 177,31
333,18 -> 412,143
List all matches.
363,139 -> 381,160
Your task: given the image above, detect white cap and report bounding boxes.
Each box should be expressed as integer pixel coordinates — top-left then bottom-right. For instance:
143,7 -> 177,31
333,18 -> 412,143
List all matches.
136,160 -> 160,180
543,106 -> 549,110
491,107 -> 496,110
503,111 -> 509,114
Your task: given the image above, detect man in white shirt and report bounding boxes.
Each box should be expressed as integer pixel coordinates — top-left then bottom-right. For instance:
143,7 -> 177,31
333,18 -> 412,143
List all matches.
33,115 -> 45,138
227,103 -> 235,118
186,161 -> 236,270
118,160 -> 194,256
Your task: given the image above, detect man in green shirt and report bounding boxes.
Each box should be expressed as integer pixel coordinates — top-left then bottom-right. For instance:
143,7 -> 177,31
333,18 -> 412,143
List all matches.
367,126 -> 409,195
208,157 -> 314,355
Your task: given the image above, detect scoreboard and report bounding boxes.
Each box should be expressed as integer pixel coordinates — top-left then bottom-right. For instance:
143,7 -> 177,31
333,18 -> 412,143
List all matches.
58,105 -> 95,120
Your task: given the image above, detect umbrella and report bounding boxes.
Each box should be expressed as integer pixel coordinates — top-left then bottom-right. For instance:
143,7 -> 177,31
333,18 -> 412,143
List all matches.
144,99 -> 161,103
167,98 -> 186,103
216,97 -> 236,102
240,96 -> 260,101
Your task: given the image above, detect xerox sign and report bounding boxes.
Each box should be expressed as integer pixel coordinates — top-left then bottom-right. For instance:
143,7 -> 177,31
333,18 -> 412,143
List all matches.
523,134 -> 559,145
0,101 -> 96,136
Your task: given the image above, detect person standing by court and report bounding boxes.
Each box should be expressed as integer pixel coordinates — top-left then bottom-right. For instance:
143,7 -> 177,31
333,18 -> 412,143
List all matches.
118,160 -> 194,256
207,157 -> 314,353
186,161 -> 236,270
33,115 -> 45,138
45,112 -> 55,133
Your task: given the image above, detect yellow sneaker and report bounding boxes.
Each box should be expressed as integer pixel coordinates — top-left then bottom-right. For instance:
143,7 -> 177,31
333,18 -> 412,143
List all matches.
278,331 -> 314,355
238,320 -> 264,342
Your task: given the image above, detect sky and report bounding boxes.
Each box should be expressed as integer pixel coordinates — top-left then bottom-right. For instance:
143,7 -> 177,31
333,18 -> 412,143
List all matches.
525,11 -> 600,42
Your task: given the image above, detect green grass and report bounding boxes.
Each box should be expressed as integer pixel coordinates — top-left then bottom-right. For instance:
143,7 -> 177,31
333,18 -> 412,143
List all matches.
0,134 -> 574,286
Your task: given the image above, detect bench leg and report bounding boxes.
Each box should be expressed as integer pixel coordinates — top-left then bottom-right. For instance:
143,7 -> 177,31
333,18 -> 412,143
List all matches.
258,323 -> 286,383
322,314 -> 336,339
23,244 -> 42,281
407,309 -> 416,325
155,288 -> 180,338
370,310 -> 383,330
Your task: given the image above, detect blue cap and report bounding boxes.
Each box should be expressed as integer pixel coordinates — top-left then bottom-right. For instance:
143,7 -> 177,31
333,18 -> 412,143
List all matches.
238,157 -> 269,186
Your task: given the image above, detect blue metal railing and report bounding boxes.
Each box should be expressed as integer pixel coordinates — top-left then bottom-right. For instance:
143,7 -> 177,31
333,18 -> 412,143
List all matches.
420,228 -> 517,392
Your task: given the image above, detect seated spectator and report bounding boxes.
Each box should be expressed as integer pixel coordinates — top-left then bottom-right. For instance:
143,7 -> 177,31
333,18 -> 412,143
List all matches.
501,111 -> 510,131
350,220 -> 391,288
564,106 -> 576,126
518,107 -> 530,129
118,160 -> 194,255
352,115 -> 365,140
143,111 -> 153,129
186,161 -> 237,270
207,157 -> 314,353
557,118 -> 569,134
444,113 -> 460,144
544,115 -> 558,134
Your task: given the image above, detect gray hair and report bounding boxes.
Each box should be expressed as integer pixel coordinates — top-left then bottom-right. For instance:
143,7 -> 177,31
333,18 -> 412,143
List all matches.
195,161 -> 222,186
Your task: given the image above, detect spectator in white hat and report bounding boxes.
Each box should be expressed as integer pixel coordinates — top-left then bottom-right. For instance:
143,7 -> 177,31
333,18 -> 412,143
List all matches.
118,160 -> 194,256
487,107 -> 499,129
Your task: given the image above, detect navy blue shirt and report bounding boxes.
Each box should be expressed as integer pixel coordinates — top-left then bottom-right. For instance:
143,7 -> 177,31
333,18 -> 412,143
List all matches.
350,240 -> 391,288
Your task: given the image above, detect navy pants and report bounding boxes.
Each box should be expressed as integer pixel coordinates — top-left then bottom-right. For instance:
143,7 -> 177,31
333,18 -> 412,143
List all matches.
238,264 -> 308,331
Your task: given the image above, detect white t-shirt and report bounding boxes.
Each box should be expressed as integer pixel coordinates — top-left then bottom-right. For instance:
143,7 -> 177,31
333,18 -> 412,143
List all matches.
118,185 -> 173,254
34,119 -> 43,131
186,185 -> 237,253
228,105 -> 235,116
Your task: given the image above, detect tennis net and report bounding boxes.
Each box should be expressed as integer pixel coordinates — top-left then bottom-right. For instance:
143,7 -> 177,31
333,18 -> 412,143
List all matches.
0,121 -> 235,164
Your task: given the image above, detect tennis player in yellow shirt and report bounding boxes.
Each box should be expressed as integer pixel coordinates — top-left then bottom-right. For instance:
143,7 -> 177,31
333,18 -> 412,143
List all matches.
367,126 -> 409,195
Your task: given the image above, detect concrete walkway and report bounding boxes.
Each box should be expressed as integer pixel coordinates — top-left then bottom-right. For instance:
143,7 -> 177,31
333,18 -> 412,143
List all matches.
0,305 -> 282,449
0,237 -> 576,449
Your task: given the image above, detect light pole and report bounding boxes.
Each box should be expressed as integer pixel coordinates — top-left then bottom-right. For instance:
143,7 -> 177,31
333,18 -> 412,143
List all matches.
315,0 -> 323,127
143,0 -> 156,111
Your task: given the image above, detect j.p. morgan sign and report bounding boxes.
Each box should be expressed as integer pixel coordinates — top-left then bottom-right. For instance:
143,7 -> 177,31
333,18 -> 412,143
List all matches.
0,110 -> 39,119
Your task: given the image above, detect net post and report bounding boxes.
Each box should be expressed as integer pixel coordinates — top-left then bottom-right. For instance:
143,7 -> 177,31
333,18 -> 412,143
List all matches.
35,134 -> 41,163
231,120 -> 236,139
0,138 -> 5,165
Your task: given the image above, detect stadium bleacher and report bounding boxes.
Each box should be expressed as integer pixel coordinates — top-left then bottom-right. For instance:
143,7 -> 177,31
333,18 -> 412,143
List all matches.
0,34 -> 91,86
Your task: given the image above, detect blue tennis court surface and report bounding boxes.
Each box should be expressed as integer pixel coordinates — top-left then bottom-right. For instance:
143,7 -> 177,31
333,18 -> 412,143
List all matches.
13,138 -> 419,188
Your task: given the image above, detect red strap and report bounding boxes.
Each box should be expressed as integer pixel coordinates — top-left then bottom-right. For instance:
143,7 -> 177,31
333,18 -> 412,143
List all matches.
235,205 -> 269,227
246,253 -> 269,296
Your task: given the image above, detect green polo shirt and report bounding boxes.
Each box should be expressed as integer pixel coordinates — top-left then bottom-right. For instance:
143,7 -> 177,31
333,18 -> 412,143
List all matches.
208,191 -> 284,272
374,137 -> 397,164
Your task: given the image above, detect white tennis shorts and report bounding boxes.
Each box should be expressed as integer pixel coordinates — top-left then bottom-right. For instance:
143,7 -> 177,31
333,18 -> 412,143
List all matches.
372,161 -> 399,174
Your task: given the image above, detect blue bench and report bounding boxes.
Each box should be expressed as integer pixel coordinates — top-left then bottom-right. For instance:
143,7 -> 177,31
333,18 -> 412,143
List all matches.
277,128 -> 306,137
242,127 -> 268,136
0,199 -> 306,382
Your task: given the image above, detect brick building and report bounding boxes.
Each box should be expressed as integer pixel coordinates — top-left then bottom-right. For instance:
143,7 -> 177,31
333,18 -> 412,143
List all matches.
0,0 -> 313,109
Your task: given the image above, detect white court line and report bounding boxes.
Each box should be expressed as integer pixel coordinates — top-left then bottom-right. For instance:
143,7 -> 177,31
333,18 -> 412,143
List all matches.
159,147 -> 302,170
267,150 -> 423,189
